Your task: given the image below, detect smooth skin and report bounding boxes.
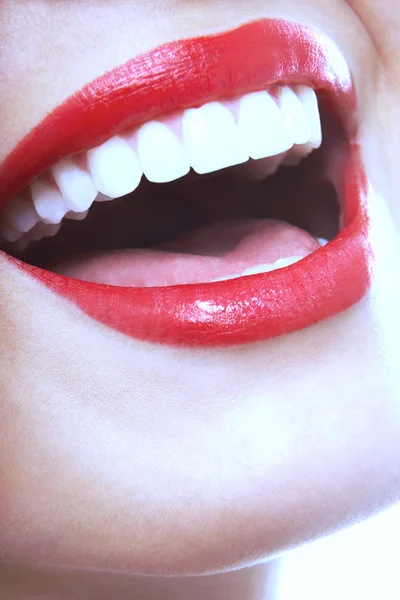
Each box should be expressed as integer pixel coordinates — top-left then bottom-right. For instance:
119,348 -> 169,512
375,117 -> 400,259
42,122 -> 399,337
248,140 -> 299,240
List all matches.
0,1 -> 399,598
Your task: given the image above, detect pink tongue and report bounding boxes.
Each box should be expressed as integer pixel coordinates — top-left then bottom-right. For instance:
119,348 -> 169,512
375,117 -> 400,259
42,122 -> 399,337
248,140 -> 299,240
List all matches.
52,219 -> 321,286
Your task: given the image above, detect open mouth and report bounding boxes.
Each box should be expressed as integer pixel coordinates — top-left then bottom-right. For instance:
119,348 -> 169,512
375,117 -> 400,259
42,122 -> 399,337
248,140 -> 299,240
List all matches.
0,19 -> 372,347
2,85 -> 332,282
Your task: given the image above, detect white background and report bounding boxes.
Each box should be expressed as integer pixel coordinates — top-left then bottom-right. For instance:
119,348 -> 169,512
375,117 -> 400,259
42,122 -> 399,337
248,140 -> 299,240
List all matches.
275,502 -> 400,599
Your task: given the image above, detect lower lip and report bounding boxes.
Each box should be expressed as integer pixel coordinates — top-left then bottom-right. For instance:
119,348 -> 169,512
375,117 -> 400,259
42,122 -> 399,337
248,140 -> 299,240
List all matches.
0,20 -> 373,347
3,143 -> 372,346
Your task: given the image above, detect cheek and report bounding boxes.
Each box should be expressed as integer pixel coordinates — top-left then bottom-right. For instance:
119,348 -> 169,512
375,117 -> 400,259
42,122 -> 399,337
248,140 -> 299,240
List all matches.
346,0 -> 400,60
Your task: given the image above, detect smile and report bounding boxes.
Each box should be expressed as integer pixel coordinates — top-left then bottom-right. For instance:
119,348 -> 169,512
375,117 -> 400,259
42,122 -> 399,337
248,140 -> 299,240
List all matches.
0,18 -> 373,347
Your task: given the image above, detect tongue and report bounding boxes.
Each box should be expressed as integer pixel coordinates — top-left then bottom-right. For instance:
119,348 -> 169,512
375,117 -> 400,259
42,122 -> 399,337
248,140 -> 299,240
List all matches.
51,218 -> 322,286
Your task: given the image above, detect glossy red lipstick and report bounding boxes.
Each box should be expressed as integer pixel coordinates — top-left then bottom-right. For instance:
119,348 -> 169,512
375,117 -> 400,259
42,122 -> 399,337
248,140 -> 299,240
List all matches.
0,19 -> 373,346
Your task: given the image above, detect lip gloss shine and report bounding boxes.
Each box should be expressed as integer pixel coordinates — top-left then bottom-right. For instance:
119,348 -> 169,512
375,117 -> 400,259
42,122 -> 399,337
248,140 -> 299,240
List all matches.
0,19 -> 373,346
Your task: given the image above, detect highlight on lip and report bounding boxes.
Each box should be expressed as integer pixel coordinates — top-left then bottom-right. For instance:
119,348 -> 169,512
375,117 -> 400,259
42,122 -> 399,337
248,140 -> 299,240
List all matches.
0,19 -> 373,347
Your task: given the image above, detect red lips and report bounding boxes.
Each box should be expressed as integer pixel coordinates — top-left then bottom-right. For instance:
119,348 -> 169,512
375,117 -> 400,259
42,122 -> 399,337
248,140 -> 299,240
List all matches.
0,19 -> 373,346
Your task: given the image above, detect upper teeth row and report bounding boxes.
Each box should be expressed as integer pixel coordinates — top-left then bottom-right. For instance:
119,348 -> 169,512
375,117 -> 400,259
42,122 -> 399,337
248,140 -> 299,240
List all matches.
0,85 -> 322,249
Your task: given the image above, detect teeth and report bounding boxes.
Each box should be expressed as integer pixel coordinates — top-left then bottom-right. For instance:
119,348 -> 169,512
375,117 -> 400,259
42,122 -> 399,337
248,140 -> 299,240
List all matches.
16,221 -> 62,248
31,177 -> 68,225
295,86 -> 322,149
87,136 -> 143,198
137,120 -> 190,183
276,87 -> 311,146
34,222 -> 62,239
237,91 -> 294,160
1,85 -> 323,248
0,195 -> 39,234
241,255 -> 305,276
52,158 -> 98,212
95,193 -> 113,202
30,222 -> 61,241
281,154 -> 303,167
281,144 -> 314,167
211,256 -> 305,282
0,225 -> 21,243
182,101 -> 249,174
239,154 -> 287,183
211,273 -> 243,282
65,210 -> 89,221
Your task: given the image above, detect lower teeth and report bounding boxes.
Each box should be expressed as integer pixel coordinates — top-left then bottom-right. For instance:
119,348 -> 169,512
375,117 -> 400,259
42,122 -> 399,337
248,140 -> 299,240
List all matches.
211,253 -> 313,282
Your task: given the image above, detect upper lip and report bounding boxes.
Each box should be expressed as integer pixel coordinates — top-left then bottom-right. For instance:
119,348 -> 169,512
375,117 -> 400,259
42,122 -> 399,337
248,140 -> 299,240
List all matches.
0,18 -> 373,347
0,19 -> 355,207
